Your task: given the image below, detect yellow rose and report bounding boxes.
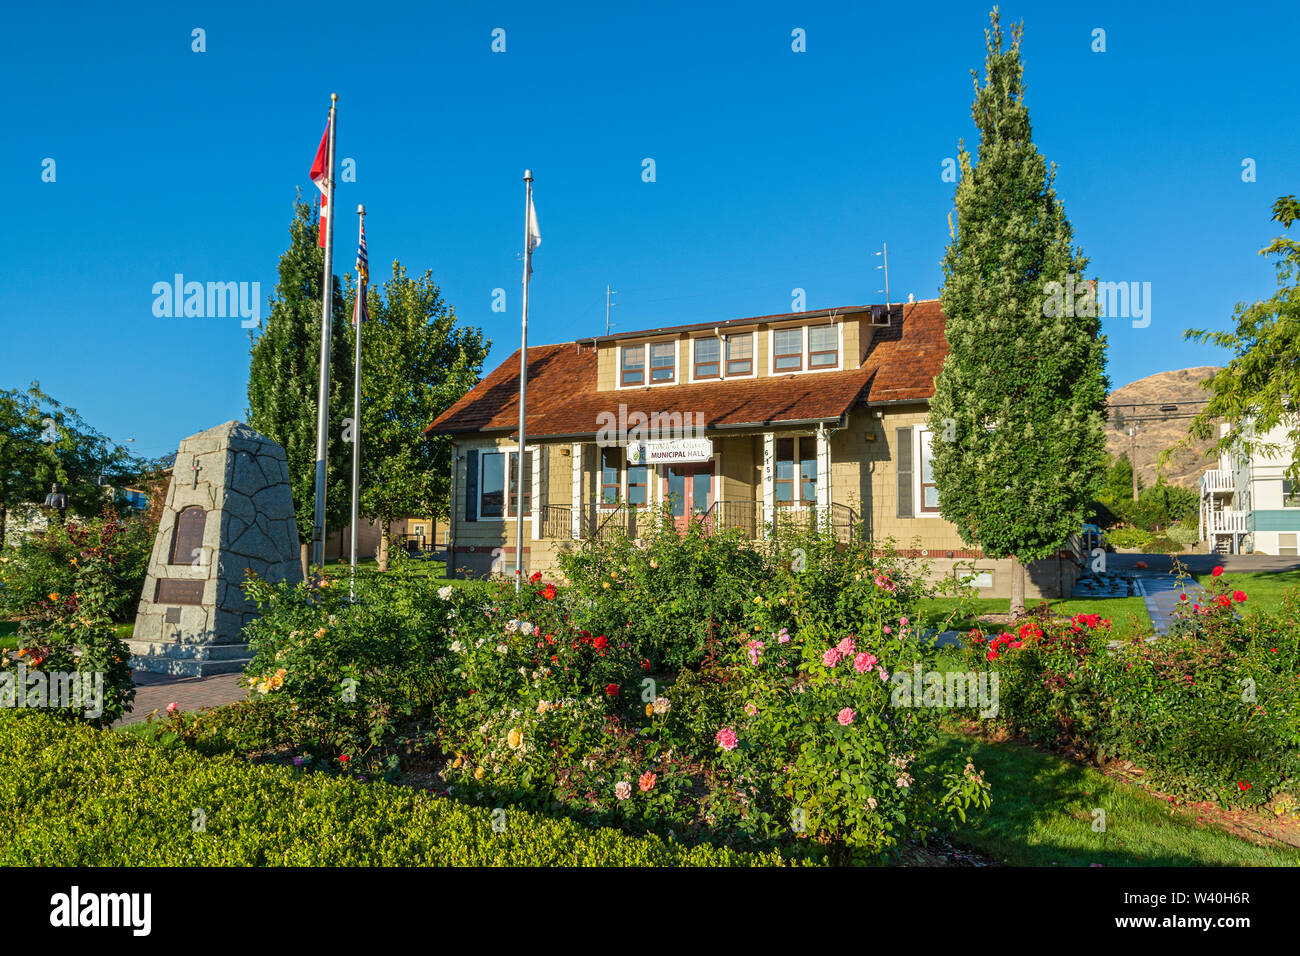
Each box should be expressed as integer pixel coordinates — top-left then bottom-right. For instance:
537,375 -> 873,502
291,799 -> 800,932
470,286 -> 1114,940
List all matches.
452,755 -> 463,768
753,596 -> 762,605
645,703 -> 654,717
474,766 -> 485,780
602,582 -> 610,590
48,593 -> 59,602
507,728 -> 523,750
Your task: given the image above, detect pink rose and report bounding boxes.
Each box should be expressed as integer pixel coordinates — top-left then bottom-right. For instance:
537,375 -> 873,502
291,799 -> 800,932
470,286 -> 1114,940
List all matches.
821,647 -> 842,667
836,636 -> 855,656
715,726 -> 739,752
837,707 -> 855,726
614,780 -> 632,800
882,625 -> 892,635
853,652 -> 877,674
745,639 -> 764,665
165,702 -> 178,713
776,627 -> 791,645
744,702 -> 758,716
899,617 -> 908,627
877,667 -> 889,682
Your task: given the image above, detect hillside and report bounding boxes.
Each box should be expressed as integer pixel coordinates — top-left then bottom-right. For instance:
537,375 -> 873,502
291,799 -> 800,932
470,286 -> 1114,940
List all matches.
1106,367 -> 1221,490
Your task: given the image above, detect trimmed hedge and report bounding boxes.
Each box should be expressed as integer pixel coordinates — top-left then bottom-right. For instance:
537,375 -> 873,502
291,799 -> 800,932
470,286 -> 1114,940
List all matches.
0,713 -> 783,867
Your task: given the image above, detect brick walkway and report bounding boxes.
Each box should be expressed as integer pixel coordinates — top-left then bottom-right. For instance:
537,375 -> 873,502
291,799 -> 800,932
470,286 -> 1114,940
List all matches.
116,670 -> 248,726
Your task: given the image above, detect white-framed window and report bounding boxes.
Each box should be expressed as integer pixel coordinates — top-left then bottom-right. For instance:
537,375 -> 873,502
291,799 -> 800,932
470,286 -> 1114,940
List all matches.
692,336 -> 721,380
478,447 -> 532,519
1284,480 -> 1300,508
620,345 -> 645,387
1278,532 -> 1299,556
808,324 -> 838,368
599,446 -> 651,507
773,328 -> 803,372
915,426 -> 940,515
725,332 -> 754,377
649,341 -> 676,383
767,324 -> 842,375
774,436 -> 817,506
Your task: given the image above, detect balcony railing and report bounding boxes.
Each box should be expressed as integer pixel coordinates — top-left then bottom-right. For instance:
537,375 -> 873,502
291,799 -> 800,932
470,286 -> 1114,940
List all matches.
1205,509 -> 1249,535
1200,469 -> 1234,494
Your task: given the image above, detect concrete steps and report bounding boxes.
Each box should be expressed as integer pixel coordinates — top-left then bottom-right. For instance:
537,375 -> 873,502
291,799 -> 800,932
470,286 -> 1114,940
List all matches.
126,639 -> 252,677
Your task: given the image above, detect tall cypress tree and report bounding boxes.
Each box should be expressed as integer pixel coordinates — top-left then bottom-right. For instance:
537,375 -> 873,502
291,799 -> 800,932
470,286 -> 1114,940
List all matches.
929,9 -> 1108,614
247,198 -> 353,573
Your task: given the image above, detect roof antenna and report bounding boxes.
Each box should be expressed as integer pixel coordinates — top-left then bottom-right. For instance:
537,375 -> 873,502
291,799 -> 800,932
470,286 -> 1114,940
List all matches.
605,284 -> 618,336
873,242 -> 891,313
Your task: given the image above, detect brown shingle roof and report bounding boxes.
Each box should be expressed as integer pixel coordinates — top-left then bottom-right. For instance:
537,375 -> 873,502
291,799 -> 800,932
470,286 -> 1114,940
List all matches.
424,300 -> 948,438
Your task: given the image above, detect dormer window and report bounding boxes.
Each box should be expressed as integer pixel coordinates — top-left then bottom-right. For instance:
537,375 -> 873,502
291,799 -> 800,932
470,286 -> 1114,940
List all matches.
809,325 -> 837,368
725,333 -> 753,376
621,345 -> 645,386
773,329 -> 803,372
693,337 -> 720,379
649,342 -> 676,382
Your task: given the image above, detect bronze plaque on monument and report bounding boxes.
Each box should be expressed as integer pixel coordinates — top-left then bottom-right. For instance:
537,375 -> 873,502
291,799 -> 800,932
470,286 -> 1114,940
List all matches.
155,579 -> 204,606
169,506 -> 207,565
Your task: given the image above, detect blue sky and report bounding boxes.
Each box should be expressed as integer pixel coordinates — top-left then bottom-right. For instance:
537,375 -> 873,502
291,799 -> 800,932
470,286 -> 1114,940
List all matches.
2,0 -> 1297,459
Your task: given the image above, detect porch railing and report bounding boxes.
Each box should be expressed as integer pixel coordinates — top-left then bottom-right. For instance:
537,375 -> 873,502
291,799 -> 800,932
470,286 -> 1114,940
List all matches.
540,504 -> 572,539
1200,469 -> 1234,494
1206,508 -> 1249,535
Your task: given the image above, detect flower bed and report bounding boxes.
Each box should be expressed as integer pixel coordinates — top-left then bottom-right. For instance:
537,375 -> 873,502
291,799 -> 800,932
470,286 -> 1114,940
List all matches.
958,568 -> 1300,807
218,525 -> 991,863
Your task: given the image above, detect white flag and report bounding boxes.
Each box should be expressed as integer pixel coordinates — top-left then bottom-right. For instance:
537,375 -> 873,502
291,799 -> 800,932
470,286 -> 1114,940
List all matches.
526,191 -> 541,252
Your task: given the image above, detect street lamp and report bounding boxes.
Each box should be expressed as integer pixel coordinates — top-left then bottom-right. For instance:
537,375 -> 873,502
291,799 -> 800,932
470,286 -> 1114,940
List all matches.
43,482 -> 68,525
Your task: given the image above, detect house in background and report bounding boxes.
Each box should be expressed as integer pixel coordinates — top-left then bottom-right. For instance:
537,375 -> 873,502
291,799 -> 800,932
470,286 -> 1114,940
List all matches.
424,299 -> 1083,598
1199,421 -> 1300,555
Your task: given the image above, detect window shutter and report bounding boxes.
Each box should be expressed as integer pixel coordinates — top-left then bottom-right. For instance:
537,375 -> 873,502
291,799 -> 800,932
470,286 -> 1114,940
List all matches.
464,449 -> 478,522
896,428 -> 913,518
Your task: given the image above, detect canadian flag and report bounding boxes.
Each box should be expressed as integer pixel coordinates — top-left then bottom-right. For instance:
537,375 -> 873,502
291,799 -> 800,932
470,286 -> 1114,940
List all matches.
309,122 -> 330,248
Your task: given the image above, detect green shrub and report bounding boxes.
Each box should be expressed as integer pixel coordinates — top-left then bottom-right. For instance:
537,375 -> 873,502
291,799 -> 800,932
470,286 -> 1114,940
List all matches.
557,509 -> 766,669
0,513 -> 151,623
1104,525 -> 1154,550
241,569 -> 452,759
0,712 -> 782,866
1165,521 -> 1201,549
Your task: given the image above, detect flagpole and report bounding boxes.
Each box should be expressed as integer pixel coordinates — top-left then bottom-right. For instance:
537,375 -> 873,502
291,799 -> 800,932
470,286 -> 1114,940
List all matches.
311,93 -> 338,572
349,203 -> 366,602
515,170 -> 533,592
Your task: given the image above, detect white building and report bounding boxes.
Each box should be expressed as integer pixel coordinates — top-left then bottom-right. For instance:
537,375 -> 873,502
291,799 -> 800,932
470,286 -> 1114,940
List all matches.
1199,421 -> 1300,555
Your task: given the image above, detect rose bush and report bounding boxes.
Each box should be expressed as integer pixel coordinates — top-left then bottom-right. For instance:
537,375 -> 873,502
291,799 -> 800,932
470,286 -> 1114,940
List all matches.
960,568 -> 1300,808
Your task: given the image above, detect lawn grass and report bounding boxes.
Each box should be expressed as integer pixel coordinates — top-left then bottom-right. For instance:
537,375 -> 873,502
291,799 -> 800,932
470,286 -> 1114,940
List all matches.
1191,567 -> 1300,617
928,729 -> 1300,866
918,595 -> 1153,640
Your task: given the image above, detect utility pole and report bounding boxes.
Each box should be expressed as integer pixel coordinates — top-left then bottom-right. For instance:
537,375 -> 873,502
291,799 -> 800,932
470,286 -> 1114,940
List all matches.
1128,425 -> 1139,502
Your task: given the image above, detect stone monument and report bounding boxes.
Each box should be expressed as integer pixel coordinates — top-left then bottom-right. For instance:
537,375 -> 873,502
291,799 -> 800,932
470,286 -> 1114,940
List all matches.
128,421 -> 303,676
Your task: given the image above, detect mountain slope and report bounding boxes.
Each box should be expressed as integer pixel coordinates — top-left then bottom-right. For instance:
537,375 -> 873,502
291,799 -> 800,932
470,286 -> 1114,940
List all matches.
1106,367 -> 1221,490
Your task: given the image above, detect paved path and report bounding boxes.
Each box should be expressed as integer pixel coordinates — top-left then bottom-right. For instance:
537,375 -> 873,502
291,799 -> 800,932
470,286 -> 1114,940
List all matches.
1134,571 -> 1204,635
116,670 -> 247,726
1106,553 -> 1300,575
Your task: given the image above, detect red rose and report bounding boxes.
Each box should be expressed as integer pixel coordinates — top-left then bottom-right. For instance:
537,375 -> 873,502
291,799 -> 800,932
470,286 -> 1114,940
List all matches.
530,571 -> 542,583
1238,781 -> 1251,791
641,659 -> 651,671
1212,566 -> 1224,577
1179,593 -> 1187,602
1232,590 -> 1247,603
593,635 -> 609,651
1215,594 -> 1231,608
605,683 -> 619,697
340,755 -> 350,763
542,583 -> 557,601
